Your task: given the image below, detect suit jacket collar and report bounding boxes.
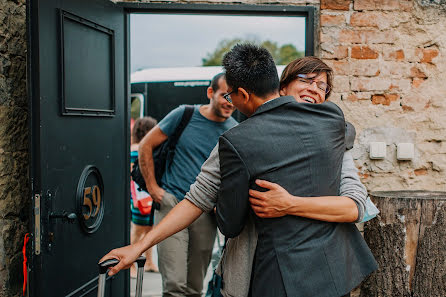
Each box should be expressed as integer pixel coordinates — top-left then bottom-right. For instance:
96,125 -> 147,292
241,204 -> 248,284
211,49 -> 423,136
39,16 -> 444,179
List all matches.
251,96 -> 295,117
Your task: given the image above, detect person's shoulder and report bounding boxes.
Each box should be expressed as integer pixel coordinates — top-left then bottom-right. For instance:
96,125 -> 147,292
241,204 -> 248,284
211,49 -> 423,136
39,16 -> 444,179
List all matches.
225,116 -> 239,128
322,101 -> 344,116
163,105 -> 186,120
159,105 -> 188,135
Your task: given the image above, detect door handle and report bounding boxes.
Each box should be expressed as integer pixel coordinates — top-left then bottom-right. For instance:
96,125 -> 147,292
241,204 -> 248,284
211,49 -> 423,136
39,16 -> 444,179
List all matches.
49,211 -> 77,223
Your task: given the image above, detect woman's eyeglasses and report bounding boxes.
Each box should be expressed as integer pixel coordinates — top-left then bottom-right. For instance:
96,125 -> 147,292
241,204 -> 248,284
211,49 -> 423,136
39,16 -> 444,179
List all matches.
296,74 -> 331,94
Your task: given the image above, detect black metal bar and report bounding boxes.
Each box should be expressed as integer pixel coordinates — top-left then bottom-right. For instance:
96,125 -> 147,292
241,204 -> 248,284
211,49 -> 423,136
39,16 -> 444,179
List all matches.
120,2 -> 313,15
305,6 -> 315,56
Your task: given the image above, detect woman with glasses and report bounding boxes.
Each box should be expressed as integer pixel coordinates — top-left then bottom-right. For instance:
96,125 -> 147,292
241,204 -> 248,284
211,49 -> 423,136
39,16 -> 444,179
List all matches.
249,57 -> 366,222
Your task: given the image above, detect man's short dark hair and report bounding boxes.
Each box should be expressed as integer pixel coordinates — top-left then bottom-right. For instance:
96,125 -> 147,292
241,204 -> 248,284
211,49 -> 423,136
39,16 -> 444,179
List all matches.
210,72 -> 225,92
222,43 -> 279,98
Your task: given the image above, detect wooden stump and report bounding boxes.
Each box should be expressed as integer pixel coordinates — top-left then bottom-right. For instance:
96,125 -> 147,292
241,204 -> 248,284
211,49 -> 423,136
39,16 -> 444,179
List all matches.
360,191 -> 446,297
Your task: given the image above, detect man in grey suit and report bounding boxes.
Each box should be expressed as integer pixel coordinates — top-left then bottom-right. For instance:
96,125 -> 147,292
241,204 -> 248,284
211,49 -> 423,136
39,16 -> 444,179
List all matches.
216,44 -> 377,297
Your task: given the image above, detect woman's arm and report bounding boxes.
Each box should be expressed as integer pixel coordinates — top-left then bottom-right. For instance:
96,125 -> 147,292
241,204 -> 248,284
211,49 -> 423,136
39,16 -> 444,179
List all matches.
100,145 -> 224,276
249,151 -> 367,223
100,199 -> 203,276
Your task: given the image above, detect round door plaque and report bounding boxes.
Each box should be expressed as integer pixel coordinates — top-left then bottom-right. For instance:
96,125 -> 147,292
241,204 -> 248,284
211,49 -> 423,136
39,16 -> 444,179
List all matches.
76,165 -> 105,234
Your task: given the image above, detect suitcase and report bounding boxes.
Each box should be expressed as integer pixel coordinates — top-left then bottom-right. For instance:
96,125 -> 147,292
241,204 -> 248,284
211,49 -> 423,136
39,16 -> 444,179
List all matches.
97,256 -> 146,297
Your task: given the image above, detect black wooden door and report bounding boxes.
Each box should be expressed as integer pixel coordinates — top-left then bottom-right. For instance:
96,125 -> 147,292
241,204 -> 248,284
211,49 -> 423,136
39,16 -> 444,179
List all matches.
27,0 -> 129,296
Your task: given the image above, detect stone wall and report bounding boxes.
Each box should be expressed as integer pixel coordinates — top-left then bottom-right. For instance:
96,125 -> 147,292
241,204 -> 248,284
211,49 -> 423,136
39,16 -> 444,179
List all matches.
0,0 -> 28,296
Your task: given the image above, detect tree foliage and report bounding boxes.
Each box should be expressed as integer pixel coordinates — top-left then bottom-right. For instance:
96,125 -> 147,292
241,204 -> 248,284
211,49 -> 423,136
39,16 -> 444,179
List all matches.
202,38 -> 304,66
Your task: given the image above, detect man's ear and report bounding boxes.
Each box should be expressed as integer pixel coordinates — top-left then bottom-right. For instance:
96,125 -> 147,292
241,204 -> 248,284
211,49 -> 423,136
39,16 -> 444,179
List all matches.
207,86 -> 214,100
238,87 -> 250,103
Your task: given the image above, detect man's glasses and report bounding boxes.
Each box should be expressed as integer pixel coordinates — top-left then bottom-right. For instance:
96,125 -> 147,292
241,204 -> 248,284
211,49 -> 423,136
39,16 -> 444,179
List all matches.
223,90 -> 236,103
296,74 -> 331,94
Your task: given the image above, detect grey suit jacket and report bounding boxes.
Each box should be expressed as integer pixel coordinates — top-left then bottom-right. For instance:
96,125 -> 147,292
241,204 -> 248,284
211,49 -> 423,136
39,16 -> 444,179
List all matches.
216,96 -> 377,297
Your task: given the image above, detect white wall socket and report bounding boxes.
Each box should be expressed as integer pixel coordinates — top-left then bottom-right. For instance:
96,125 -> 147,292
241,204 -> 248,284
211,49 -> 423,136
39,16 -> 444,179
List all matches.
397,143 -> 414,160
369,142 -> 386,159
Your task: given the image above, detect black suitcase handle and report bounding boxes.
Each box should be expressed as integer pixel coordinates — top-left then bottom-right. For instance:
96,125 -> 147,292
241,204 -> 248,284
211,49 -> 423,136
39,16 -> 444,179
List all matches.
97,256 -> 146,297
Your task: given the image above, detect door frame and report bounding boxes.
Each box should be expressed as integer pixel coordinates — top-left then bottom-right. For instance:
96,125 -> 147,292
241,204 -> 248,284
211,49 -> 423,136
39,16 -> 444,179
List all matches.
119,2 -> 315,56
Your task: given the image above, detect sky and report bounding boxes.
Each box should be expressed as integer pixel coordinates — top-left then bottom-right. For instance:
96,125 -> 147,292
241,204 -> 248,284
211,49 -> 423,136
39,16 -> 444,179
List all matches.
130,13 -> 306,73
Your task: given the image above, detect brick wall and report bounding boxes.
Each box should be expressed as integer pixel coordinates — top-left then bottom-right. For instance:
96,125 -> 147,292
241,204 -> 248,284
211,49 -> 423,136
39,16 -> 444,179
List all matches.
320,0 -> 446,191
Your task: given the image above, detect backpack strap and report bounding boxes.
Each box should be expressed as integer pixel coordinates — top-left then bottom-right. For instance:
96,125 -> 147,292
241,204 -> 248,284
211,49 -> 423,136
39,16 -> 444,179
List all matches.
168,105 -> 194,149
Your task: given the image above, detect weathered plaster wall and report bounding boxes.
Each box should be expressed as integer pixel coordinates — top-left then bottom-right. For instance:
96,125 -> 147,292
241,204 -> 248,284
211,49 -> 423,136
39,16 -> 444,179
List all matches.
320,0 -> 446,191
0,0 -> 28,296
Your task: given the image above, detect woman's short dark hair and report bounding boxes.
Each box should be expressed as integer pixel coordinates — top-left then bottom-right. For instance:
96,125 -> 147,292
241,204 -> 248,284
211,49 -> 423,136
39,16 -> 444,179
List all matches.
280,56 -> 333,98
222,43 -> 279,98
132,116 -> 157,144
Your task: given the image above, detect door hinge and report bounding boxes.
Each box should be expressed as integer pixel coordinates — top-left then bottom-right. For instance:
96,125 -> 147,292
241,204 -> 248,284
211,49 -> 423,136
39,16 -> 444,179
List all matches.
34,194 -> 41,255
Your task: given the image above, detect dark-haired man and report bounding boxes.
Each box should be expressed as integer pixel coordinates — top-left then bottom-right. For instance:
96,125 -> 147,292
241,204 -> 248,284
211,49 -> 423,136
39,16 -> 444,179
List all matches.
136,73 -> 236,297
215,44 -> 376,297
100,46 -> 376,297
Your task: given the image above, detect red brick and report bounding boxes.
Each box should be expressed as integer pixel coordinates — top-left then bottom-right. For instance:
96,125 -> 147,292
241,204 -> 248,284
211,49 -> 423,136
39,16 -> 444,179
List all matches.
339,30 -> 396,44
351,77 -> 391,91
371,93 -> 398,105
387,49 -> 405,61
412,78 -> 424,88
349,60 -> 380,76
354,0 -> 400,11
347,94 -> 359,102
350,12 -> 379,27
347,92 -> 371,101
321,0 -> 350,10
321,14 -> 346,26
325,60 -> 350,75
414,168 -> 428,176
339,30 -> 362,44
321,45 -> 349,59
351,46 -> 379,59
359,172 -> 370,179
402,105 -> 414,111
420,48 -> 439,64
410,66 -> 427,78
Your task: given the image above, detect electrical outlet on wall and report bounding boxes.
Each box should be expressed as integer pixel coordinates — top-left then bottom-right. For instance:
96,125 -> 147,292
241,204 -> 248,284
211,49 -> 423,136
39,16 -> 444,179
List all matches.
397,143 -> 414,161
369,142 -> 386,160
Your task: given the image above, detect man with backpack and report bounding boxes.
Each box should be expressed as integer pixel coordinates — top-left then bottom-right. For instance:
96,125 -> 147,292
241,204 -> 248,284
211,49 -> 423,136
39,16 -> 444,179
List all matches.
137,73 -> 237,297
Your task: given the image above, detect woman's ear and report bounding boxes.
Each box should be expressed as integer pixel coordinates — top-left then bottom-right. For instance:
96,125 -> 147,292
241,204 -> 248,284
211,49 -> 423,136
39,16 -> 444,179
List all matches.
279,87 -> 286,96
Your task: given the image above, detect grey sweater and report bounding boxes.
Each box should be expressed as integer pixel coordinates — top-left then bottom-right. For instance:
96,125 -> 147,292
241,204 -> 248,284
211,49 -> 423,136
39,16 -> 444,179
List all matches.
185,145 -> 367,297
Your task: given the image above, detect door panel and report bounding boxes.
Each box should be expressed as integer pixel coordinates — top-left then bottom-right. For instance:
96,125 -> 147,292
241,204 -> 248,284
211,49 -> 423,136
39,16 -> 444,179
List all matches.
28,0 -> 128,296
